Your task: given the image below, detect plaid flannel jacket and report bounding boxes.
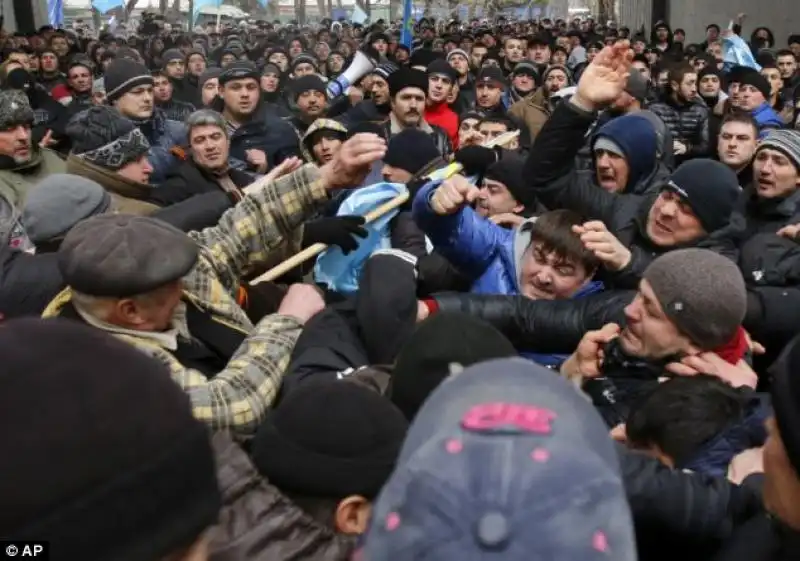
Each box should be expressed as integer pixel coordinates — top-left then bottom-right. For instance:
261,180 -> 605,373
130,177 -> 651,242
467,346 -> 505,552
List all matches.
43,163 -> 330,438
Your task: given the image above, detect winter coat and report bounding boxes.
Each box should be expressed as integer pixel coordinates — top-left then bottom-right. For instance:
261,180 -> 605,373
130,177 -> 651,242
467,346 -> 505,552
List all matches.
208,434 -> 356,561
152,157 -> 255,207
42,164 -> 332,438
508,87 -> 551,141
0,149 -> 65,215
712,514 -> 800,561
135,108 -> 188,184
648,95 -> 711,158
413,184 -> 603,298
752,102 -> 784,137
337,99 -> 391,129
156,98 -> 196,122
424,102 -> 459,148
379,114 -> 453,157
66,155 -> 160,216
524,100 -> 738,290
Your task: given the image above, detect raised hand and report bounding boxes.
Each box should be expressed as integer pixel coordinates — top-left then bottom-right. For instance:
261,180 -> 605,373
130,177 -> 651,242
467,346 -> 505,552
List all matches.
430,174 -> 481,215
572,40 -> 633,111
320,133 -> 387,191
574,220 -> 632,271
560,322 -> 621,381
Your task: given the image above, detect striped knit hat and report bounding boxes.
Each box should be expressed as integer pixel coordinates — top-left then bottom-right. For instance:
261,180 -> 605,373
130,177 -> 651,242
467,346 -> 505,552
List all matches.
104,59 -> 154,103
758,129 -> 800,172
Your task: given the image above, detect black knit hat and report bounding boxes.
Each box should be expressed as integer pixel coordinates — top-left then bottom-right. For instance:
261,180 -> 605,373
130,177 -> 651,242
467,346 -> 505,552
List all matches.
662,159 -> 740,234
67,106 -> 150,171
291,74 -> 327,100
218,60 -> 260,86
737,68 -> 771,100
389,313 -> 518,421
251,379 -> 408,499
104,58 -> 154,103
427,58 -> 457,81
0,318 -> 220,560
383,128 -> 440,175
388,67 -> 429,98
485,151 -> 527,205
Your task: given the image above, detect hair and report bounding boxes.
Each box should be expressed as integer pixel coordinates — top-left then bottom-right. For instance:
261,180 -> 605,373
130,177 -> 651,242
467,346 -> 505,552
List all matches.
280,491 -> 341,529
632,54 -> 649,66
626,375 -> 746,468
72,285 -> 179,323
528,209 -> 600,272
706,24 -> 721,32
721,110 -> 759,137
668,62 -> 696,86
478,115 -> 517,131
776,48 -> 798,60
186,109 -> 227,138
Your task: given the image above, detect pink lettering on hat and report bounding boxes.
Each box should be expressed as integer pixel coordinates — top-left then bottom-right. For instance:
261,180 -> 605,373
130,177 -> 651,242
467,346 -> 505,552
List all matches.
531,448 -> 550,463
461,403 -> 556,434
445,438 -> 463,454
385,512 -> 401,531
592,530 -> 608,552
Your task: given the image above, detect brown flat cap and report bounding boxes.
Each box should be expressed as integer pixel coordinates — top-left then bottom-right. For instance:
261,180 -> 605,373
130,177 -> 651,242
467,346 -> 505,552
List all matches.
58,214 -> 199,297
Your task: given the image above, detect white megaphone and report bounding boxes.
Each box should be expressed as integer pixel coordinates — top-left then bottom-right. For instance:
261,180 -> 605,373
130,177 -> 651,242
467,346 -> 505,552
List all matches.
326,45 -> 382,99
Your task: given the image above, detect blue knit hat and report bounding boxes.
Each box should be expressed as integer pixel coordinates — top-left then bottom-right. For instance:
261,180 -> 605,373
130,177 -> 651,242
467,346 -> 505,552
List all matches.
592,114 -> 658,192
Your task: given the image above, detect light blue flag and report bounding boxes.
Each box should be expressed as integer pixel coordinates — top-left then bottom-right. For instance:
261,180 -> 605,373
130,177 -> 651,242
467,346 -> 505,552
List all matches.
91,0 -> 124,15
314,181 -> 407,294
48,0 -> 64,26
722,34 -> 761,73
192,0 -> 221,27
256,0 -> 268,8
400,0 -> 413,47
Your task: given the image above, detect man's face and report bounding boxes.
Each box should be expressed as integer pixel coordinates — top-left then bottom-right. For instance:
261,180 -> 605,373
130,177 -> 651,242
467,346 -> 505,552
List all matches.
673,72 -> 697,101
528,43 -> 550,64
706,42 -> 723,62
674,31 -> 685,43
269,52 -> 288,71
28,55 -> 39,72
479,121 -> 511,144
655,27 -> 668,41
260,72 -> 279,92
289,40 -> 304,57
706,27 -> 719,41
187,54 -> 206,76
519,242 -> 591,301
470,46 -> 487,69
315,42 -> 330,61
67,65 -> 92,93
296,90 -> 326,118
41,52 -> 59,73
762,68 -> 783,97
728,82 -> 742,107
117,154 -> 154,184
458,117 -> 480,146
165,59 -> 185,79
449,53 -> 469,76
504,38 -> 523,63
475,82 -> 502,108
428,74 -> 453,104
692,57 -> 708,72
92,90 -> 106,105
763,417 -> 800,531
594,148 -> 629,193
221,53 -> 237,67
394,49 -> 409,63
476,178 -> 522,218
645,190 -> 706,247
293,62 -> 315,77
221,78 -> 259,117
201,78 -> 219,106
699,74 -> 720,97
370,76 -> 390,105
391,88 -> 425,127
791,42 -> 800,58
0,124 -> 32,163
328,53 -> 345,73
51,36 -> 68,56
717,121 -> 757,169
311,133 -> 342,164
551,50 -> 568,65
153,75 -> 172,102
620,279 -> 694,359
777,55 -> 798,80
116,84 -> 154,119
512,72 -> 535,94
190,124 -> 228,170
545,69 -> 568,94
372,38 -> 388,55
754,148 -> 800,200
739,84 -> 766,111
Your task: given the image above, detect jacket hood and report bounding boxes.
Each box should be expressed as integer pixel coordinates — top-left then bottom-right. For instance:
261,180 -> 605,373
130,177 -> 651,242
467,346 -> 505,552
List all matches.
300,118 -> 348,163
592,114 -> 659,193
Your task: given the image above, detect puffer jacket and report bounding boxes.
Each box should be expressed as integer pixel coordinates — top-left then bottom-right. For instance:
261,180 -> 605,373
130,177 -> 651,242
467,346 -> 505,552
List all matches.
300,118 -> 348,163
134,107 -> 188,184
648,95 -> 710,158
413,184 -> 604,297
752,102 -> 784,137
208,434 -> 356,561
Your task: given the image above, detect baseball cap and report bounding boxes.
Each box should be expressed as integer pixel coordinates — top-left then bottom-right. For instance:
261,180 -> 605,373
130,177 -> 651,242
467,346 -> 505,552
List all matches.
362,358 -> 636,561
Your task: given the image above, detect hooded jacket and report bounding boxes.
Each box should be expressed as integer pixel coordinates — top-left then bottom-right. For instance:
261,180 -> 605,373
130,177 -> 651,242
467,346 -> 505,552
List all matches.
752,101 -> 784,136
300,118 -> 348,164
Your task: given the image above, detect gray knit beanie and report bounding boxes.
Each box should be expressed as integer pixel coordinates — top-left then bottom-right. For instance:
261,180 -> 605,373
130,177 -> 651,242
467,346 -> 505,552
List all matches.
642,248 -> 746,350
22,174 -> 112,244
757,129 -> 800,172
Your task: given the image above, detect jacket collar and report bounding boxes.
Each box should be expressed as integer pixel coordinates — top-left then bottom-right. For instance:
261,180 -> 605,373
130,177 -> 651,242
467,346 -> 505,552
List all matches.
66,154 -> 153,200
390,112 -> 433,135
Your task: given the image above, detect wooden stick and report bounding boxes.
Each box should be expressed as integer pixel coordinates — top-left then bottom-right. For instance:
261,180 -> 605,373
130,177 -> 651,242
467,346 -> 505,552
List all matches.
250,130 -> 519,285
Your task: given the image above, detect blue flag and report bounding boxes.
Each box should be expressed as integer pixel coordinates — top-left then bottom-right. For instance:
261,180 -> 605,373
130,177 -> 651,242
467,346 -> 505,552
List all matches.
400,0 -> 413,47
192,0 -> 221,26
48,0 -> 64,26
91,0 -> 124,14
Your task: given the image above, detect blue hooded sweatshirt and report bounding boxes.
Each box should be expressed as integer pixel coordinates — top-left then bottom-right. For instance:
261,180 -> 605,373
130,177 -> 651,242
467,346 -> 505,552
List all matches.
592,114 -> 660,194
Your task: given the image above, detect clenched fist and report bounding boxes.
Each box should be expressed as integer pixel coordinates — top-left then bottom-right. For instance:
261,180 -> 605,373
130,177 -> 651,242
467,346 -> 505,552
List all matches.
574,220 -> 632,271
430,174 -> 481,215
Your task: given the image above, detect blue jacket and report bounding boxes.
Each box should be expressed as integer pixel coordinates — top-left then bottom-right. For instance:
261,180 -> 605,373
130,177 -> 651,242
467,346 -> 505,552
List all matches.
136,108 -> 187,184
752,102 -> 784,138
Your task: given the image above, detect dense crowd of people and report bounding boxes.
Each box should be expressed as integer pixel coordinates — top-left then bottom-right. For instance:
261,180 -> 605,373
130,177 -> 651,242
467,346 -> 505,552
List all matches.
1,12 -> 800,561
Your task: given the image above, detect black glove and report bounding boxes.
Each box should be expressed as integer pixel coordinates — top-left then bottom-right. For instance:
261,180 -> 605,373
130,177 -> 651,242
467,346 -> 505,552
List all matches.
302,216 -> 368,255
453,145 -> 501,177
